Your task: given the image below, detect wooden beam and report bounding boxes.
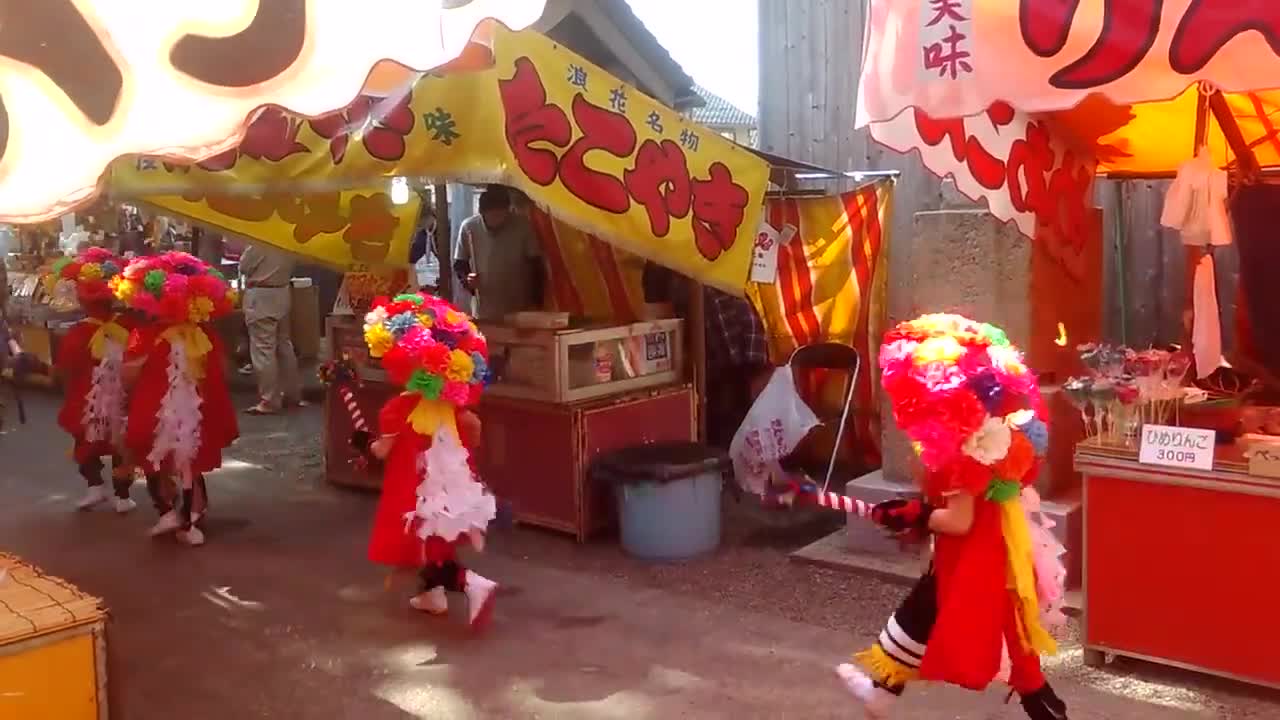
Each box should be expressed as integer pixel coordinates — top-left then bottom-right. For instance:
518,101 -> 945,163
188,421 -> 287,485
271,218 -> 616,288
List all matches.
1207,90 -> 1261,180
688,281 -> 707,443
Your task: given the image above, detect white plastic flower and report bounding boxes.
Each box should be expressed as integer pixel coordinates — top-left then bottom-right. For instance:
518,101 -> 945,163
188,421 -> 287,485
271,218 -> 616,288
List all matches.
962,415 -> 1013,465
363,306 -> 388,331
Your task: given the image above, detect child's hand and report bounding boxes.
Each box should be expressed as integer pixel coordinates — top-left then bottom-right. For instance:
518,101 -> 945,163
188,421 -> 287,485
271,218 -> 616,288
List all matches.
871,498 -> 934,533
370,436 -> 394,460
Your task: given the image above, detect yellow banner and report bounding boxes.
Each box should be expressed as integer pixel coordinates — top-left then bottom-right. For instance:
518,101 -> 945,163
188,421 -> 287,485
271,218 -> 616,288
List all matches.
136,185 -> 418,272
114,26 -> 769,293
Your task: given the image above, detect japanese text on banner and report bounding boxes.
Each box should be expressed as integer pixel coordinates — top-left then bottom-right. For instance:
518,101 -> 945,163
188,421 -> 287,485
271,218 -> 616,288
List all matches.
920,0 -> 974,81
114,26 -> 768,294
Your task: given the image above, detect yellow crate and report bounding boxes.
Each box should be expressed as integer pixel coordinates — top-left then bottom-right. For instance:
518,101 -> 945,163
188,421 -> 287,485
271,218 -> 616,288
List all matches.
0,555 -> 108,720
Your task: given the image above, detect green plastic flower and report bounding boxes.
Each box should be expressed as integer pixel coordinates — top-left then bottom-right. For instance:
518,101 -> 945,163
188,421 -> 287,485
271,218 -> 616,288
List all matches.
978,323 -> 1010,347
143,269 -> 167,295
394,293 -> 424,306
407,369 -> 443,400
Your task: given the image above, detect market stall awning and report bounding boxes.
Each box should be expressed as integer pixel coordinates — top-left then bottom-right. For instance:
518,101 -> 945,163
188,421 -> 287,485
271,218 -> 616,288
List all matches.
857,0 -> 1280,175
0,0 -> 546,223
113,25 -> 771,294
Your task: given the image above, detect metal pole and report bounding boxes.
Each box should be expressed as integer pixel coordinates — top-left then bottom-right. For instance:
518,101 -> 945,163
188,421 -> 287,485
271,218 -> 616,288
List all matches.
432,184 -> 451,300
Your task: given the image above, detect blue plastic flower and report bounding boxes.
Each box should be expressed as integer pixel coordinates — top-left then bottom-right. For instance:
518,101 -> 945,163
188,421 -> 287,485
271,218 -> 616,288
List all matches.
470,352 -> 488,383
384,311 -> 419,338
1020,417 -> 1049,457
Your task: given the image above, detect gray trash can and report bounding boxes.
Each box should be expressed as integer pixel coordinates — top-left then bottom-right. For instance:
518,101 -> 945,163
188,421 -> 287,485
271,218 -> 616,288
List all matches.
593,443 -> 728,561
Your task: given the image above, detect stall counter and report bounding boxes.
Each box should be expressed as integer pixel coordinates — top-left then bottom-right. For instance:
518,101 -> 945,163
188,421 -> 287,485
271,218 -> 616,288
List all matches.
1077,443 -> 1280,688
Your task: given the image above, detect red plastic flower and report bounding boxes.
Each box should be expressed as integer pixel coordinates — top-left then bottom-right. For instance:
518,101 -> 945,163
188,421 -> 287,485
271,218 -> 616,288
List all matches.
992,430 -> 1036,483
420,343 -> 451,374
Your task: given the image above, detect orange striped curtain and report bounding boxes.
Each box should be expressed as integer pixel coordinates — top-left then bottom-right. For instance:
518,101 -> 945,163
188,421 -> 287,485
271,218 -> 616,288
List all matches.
747,181 -> 893,460
529,207 -> 646,322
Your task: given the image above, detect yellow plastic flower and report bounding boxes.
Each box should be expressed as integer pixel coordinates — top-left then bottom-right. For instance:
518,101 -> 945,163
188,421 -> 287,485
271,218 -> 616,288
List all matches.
78,263 -> 104,281
112,277 -> 136,303
913,335 -> 964,364
417,313 -> 434,328
364,324 -> 394,358
189,296 -> 215,323
226,289 -> 240,306
446,349 -> 475,381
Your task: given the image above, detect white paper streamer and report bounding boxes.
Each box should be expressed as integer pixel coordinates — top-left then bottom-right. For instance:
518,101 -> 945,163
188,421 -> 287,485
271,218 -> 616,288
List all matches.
146,341 -> 203,484
82,338 -> 126,446
403,428 -> 495,542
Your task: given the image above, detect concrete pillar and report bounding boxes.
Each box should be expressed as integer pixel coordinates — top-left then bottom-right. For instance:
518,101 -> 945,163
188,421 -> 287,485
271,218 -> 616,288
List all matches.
844,201 -> 1102,588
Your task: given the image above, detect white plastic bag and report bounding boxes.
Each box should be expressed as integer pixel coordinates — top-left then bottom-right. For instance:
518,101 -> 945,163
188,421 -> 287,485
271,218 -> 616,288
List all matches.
729,366 -> 819,496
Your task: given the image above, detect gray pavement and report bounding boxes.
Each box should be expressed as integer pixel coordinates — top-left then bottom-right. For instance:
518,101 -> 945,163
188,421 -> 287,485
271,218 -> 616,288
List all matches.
0,392 -> 1275,719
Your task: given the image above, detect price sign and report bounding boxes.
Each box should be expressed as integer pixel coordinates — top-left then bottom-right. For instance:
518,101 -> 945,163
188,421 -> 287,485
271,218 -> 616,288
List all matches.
1138,424 -> 1215,471
749,224 -> 780,283
1248,444 -> 1280,479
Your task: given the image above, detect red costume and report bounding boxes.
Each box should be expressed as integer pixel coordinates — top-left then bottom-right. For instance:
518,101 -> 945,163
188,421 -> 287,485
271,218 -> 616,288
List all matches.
57,309 -> 132,464
124,323 -> 238,475
46,248 -> 136,510
367,393 -> 478,569
113,252 -> 238,545
836,315 -> 1068,720
361,292 -> 497,628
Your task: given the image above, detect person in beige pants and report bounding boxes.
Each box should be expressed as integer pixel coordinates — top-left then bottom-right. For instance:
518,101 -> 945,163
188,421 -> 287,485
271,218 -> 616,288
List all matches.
240,243 -> 303,414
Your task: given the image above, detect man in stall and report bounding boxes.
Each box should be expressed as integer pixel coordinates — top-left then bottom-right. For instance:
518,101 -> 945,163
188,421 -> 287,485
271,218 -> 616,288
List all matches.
451,186 -> 544,322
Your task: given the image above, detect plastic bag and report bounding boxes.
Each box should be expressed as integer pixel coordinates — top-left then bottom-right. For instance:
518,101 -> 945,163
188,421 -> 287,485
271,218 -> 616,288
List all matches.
729,366 -> 819,496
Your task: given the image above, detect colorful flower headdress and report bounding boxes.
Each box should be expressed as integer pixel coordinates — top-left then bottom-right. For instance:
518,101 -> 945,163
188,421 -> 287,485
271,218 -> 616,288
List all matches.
45,247 -> 124,307
363,293 -> 489,407
111,251 -> 236,325
879,313 -> 1049,498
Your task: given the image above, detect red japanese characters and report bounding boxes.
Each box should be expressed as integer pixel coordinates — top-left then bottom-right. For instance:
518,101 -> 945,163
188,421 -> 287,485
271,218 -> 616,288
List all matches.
497,55 -> 752,261
912,104 -> 1093,265
309,92 -> 416,164
197,107 -> 310,171
1021,0 -> 1280,88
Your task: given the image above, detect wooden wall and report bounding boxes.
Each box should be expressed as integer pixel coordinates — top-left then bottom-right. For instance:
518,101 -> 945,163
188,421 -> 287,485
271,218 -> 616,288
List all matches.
1097,179 -> 1239,352
758,0 -> 946,325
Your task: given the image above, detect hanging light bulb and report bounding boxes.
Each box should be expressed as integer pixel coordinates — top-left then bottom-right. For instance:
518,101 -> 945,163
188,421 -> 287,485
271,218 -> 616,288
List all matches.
390,176 -> 410,205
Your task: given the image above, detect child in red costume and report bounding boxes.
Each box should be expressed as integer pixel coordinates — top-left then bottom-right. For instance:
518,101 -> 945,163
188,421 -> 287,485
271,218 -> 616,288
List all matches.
113,252 -> 239,547
362,292 -> 498,628
47,248 -> 137,512
835,315 -> 1068,720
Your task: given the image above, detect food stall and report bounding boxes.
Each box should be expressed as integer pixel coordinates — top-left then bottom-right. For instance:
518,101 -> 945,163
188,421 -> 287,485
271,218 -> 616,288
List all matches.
110,25 -> 771,541
3,225 -> 82,386
857,0 -> 1280,687
479,316 -> 693,540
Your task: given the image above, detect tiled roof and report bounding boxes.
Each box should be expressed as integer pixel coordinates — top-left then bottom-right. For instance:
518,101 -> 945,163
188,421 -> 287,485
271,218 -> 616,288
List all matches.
689,84 -> 755,128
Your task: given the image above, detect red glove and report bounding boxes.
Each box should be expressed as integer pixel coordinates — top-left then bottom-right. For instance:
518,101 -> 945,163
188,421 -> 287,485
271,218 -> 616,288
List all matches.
871,498 -> 934,533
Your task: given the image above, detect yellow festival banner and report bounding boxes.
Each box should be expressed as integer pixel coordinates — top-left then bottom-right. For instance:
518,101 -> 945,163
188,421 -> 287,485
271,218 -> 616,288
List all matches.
113,25 -> 770,293
136,186 -> 419,272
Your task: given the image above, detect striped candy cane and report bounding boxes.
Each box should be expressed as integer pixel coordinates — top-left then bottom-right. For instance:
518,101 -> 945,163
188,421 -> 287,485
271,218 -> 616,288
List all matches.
811,490 -> 872,519
337,385 -> 369,432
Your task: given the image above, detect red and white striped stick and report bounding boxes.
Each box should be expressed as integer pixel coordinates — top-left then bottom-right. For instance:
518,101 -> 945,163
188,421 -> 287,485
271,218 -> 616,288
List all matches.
811,490 -> 872,518
339,385 -> 369,432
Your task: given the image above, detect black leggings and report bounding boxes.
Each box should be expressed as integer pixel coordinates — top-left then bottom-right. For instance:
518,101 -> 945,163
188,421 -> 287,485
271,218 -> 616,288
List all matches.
80,455 -> 131,499
145,472 -> 208,523
419,561 -> 466,593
